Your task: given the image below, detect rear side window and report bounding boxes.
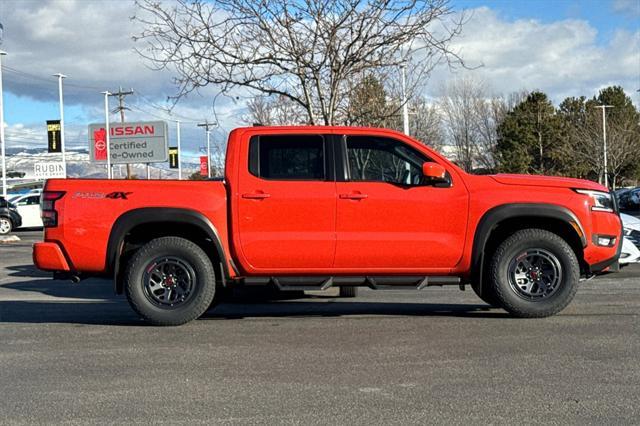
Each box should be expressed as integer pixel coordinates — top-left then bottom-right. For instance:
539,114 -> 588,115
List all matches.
249,135 -> 325,180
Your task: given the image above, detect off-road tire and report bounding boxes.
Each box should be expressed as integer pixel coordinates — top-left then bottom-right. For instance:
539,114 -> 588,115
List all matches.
124,237 -> 216,326
339,286 -> 357,298
0,217 -> 13,235
489,228 -> 580,318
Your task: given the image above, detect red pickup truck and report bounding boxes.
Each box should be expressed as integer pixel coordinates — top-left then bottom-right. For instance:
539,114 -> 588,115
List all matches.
33,126 -> 622,325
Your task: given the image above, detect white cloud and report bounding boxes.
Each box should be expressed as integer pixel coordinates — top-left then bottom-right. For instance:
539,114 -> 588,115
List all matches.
0,0 -> 230,113
426,7 -> 640,103
0,1 -> 638,131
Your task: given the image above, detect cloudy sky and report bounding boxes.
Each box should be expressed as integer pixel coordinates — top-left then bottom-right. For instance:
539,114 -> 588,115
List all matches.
0,0 -> 638,158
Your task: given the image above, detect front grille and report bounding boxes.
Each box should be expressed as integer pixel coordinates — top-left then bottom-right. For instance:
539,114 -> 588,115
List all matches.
628,230 -> 640,250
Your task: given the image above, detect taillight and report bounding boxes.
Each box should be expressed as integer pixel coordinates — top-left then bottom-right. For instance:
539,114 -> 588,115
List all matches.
41,191 -> 65,227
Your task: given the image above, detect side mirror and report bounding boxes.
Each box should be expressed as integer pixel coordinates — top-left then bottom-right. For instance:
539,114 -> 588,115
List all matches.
422,162 -> 447,181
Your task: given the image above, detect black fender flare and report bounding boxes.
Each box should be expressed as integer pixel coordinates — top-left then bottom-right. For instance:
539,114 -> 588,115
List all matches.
106,207 -> 229,293
470,203 -> 586,294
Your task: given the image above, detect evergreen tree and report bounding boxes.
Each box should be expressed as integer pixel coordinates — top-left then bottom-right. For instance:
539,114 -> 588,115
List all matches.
496,91 -> 564,174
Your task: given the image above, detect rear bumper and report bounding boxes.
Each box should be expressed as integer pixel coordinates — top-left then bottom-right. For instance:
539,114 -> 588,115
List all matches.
33,242 -> 70,271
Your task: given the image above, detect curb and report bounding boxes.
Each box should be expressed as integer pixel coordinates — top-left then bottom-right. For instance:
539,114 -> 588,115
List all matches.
0,235 -> 21,243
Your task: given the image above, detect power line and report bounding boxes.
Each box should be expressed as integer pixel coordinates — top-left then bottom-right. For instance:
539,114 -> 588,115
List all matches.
1,65 -> 104,90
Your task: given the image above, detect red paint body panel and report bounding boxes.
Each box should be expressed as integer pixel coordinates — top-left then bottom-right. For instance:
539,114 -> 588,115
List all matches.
39,179 -> 230,274
33,242 -> 70,271
34,125 -> 622,282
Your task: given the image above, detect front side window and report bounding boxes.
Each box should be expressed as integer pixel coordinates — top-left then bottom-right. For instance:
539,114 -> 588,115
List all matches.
346,136 -> 428,185
249,135 -> 325,180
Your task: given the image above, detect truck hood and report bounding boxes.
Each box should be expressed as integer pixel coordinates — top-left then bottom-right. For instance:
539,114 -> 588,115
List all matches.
490,174 -> 607,191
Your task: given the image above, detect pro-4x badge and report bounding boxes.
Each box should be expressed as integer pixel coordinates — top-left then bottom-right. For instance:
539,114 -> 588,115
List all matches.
105,192 -> 133,200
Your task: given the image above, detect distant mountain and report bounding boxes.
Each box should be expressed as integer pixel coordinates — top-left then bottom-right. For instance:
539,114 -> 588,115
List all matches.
3,148 -> 202,180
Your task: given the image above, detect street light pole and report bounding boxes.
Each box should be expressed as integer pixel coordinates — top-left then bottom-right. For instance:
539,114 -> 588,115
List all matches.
400,63 -> 409,136
53,73 -> 67,177
594,105 -> 614,188
102,91 -> 112,179
0,50 -> 7,198
176,120 -> 182,180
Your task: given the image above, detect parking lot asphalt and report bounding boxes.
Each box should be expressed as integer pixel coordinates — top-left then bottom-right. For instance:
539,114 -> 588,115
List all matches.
1,230 -> 639,425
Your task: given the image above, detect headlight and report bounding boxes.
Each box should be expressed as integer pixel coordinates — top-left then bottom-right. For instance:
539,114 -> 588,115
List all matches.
575,189 -> 614,213
624,227 -> 633,236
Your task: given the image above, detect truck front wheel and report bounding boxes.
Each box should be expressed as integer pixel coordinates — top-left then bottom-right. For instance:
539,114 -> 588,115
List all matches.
124,237 -> 216,326
489,229 -> 580,318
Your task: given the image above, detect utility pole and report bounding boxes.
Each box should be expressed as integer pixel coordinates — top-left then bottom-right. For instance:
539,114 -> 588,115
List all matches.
400,63 -> 409,136
0,50 -> 7,198
101,91 -> 112,179
53,73 -> 67,177
197,120 -> 216,178
109,87 -> 134,179
594,105 -> 614,188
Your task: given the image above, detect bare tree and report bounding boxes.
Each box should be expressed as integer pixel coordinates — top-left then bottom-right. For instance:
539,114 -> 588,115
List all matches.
557,89 -> 640,189
134,0 -> 465,125
439,78 -> 519,172
244,95 -> 308,125
407,97 -> 443,149
473,96 -> 507,170
438,78 -> 482,171
245,96 -> 274,125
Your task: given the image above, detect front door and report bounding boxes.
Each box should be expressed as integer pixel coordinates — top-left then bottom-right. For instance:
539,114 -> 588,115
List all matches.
334,135 -> 468,271
236,134 -> 337,272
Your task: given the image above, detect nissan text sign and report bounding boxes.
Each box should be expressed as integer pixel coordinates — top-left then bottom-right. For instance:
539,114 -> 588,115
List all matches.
88,121 -> 168,164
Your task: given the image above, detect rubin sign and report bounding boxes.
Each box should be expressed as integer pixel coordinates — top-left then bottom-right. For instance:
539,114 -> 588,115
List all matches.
88,121 -> 168,164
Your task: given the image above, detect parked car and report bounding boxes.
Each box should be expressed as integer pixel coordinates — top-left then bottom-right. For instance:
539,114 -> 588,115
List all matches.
10,193 -> 43,228
33,126 -> 622,325
0,197 -> 22,235
620,213 -> 640,265
616,187 -> 640,212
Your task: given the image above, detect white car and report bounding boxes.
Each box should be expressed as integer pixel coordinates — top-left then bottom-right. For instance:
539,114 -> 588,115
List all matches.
10,193 -> 43,228
620,213 -> 640,265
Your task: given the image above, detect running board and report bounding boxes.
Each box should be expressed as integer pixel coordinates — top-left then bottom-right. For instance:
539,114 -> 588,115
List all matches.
242,276 -> 461,291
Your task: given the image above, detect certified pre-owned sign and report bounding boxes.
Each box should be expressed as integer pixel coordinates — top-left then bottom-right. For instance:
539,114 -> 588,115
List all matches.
88,121 -> 168,164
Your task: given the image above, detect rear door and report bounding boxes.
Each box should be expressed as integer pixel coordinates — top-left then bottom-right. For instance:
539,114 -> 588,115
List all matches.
334,134 -> 468,271
235,133 -> 337,272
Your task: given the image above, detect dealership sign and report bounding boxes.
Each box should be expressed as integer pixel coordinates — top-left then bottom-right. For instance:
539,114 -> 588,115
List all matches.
46,120 -> 62,153
34,162 -> 66,179
200,156 -> 209,177
88,121 -> 168,164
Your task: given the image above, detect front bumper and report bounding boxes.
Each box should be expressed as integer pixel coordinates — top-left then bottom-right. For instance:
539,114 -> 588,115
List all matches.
33,242 -> 70,271
587,227 -> 624,274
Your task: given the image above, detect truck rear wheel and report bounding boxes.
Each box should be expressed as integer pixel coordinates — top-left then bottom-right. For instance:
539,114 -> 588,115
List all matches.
489,229 -> 579,318
124,237 -> 216,326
